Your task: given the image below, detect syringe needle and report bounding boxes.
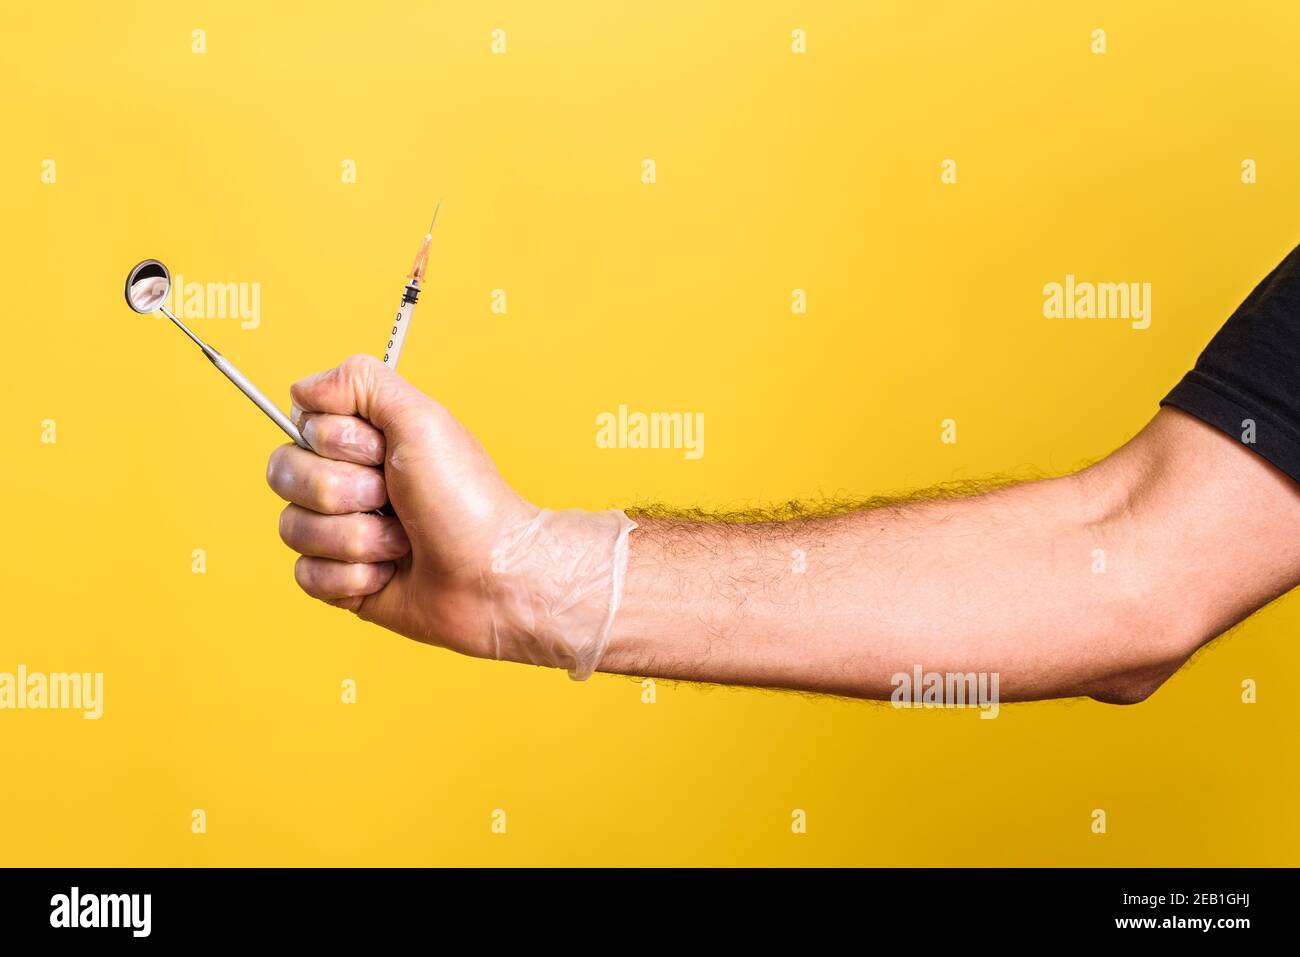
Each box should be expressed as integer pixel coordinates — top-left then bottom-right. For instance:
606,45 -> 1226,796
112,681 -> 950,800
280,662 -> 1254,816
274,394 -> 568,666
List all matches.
386,204 -> 441,369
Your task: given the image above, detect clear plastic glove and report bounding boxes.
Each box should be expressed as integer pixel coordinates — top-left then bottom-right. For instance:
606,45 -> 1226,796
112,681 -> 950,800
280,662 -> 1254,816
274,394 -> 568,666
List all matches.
265,355 -> 635,679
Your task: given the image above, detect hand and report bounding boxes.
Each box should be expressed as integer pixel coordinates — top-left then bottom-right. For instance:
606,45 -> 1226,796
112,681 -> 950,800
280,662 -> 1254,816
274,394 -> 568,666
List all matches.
265,355 -> 538,658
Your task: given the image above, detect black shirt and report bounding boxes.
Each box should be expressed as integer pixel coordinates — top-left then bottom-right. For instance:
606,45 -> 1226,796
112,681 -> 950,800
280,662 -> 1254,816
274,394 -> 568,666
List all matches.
1162,243 -> 1300,483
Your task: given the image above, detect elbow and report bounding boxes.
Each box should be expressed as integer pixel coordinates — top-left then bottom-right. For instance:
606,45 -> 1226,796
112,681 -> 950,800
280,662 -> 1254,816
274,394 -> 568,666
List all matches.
1081,584 -> 1207,706
1080,574 -> 1207,706
1069,447 -> 1212,706
1086,658 -> 1184,705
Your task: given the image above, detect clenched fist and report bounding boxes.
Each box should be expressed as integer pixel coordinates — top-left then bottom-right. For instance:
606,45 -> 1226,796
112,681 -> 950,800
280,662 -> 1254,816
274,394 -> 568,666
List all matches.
266,355 -> 635,677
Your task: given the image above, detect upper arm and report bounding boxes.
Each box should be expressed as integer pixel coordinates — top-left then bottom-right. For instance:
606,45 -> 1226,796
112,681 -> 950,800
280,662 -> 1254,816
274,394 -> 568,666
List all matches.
1096,407 -> 1300,668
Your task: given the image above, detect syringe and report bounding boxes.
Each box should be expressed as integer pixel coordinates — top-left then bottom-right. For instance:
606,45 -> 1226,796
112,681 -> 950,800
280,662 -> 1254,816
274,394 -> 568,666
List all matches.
384,203 -> 440,369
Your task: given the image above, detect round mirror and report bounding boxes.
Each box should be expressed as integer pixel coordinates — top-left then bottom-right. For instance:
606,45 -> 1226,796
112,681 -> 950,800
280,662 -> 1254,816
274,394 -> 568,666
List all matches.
124,259 -> 171,313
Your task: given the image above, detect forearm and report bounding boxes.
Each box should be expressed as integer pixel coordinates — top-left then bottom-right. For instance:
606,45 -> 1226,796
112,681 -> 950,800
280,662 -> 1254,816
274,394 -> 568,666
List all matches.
601,476 -> 1136,700
598,410 -> 1300,701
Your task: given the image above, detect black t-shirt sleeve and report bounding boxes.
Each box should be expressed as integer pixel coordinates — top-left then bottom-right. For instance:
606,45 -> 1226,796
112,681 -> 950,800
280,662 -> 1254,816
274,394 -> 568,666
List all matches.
1161,243 -> 1300,483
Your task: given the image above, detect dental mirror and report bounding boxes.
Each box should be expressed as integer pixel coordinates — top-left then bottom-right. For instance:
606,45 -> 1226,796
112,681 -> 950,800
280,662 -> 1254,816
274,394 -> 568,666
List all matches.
123,258 -> 309,451
125,259 -> 171,314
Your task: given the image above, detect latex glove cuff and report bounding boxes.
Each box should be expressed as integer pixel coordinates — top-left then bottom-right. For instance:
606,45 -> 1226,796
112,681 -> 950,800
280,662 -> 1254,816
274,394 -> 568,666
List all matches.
484,508 -> 637,680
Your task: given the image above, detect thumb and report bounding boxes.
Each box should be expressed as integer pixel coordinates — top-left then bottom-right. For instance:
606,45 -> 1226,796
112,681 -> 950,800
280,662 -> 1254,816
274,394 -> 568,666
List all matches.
289,354 -> 425,436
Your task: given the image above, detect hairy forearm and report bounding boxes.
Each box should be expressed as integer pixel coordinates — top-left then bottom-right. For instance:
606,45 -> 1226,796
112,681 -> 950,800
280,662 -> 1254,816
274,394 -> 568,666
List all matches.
602,475 -> 1136,700
598,409 -> 1300,701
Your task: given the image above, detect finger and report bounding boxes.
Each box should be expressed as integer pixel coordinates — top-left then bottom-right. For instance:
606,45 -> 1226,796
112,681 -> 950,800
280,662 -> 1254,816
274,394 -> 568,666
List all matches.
279,504 -> 410,563
294,555 -> 394,601
296,412 -> 386,466
290,354 -> 427,433
266,444 -> 388,514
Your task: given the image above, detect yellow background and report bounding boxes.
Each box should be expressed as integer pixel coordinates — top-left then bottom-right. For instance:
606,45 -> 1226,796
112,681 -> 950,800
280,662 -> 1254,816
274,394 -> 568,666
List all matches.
3,0 -> 1299,866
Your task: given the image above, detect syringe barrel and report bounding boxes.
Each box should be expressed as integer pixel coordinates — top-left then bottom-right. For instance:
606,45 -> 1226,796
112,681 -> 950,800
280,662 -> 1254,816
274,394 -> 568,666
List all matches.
383,288 -> 419,369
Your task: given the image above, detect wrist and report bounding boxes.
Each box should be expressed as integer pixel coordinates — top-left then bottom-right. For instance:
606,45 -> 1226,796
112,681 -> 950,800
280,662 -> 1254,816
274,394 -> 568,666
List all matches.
482,507 -> 637,679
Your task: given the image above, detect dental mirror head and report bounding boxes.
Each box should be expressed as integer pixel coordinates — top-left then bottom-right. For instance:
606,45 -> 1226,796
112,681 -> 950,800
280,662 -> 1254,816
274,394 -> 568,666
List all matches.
122,256 -> 310,451
124,259 -> 171,314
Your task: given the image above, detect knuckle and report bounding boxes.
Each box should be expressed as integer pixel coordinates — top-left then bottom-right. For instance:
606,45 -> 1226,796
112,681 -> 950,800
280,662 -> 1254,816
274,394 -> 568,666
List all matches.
278,507 -> 298,547
349,563 -> 373,590
368,474 -> 388,510
345,521 -> 372,561
313,469 -> 343,512
314,417 -> 342,453
342,354 -> 379,377
265,446 -> 289,489
293,555 -> 314,590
